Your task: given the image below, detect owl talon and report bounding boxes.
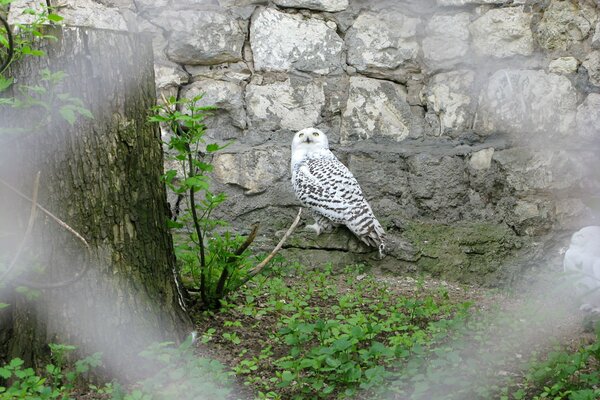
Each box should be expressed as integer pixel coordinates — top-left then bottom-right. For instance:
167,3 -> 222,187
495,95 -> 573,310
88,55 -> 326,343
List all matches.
306,223 -> 322,235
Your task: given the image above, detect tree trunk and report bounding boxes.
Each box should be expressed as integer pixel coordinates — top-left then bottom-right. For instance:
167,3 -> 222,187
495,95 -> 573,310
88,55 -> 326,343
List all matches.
0,26 -> 191,379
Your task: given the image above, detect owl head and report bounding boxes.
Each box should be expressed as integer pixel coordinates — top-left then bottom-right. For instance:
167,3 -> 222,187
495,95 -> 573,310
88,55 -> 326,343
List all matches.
291,128 -> 329,152
570,226 -> 600,251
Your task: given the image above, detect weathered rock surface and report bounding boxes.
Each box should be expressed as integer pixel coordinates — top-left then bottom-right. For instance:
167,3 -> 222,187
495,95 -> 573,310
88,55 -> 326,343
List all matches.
437,0 -> 509,5
470,7 -> 534,58
340,76 -> 423,144
548,57 -> 579,74
212,147 -> 289,195
476,69 -> 577,138
535,0 -> 597,52
246,77 -> 325,131
250,7 -> 344,74
422,70 -> 475,137
179,79 -> 247,140
422,13 -> 470,67
156,10 -> 245,65
583,50 -> 600,86
576,93 -> 600,140
345,10 -> 420,82
272,0 -> 348,12
9,0 -> 127,29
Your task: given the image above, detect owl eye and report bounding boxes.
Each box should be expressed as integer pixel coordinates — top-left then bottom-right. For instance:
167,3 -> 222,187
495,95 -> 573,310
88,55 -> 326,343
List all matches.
312,131 -> 319,136
299,133 -> 304,138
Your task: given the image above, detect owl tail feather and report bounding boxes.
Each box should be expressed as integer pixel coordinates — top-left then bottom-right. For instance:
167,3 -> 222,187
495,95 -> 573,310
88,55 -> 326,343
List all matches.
355,220 -> 386,259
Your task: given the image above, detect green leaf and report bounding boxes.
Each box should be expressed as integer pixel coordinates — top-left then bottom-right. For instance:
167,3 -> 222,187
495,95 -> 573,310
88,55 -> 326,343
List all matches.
0,77 -> 13,93
0,303 -> 9,310
206,143 -> 220,153
0,367 -> 11,379
59,106 -> 77,125
76,106 -> 94,119
47,13 -> 64,22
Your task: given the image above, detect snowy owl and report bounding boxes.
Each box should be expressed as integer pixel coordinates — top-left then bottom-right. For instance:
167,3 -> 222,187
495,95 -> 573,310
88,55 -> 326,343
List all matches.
563,226 -> 600,312
290,127 -> 386,258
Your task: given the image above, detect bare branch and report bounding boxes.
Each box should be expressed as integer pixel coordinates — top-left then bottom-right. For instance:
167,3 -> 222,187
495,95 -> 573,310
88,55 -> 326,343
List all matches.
250,208 -> 302,275
0,172 -> 41,283
227,208 -> 302,295
0,175 -> 91,289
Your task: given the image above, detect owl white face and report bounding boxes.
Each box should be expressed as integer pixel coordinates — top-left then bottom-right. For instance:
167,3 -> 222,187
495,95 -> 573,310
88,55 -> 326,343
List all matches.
291,128 -> 329,152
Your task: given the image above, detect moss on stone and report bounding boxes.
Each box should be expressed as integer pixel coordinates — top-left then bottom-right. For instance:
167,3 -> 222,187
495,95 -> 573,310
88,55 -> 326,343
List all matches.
403,220 -> 525,287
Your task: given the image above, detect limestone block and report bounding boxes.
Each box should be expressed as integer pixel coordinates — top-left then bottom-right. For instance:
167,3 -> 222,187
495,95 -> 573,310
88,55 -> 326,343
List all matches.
422,70 -> 475,136
535,0 -> 597,51
340,76 -> 421,144
272,0 -> 348,12
593,21 -> 600,49
250,8 -> 344,74
212,147 -> 289,195
154,62 -> 189,90
576,93 -> 600,140
437,0 -> 508,5
583,51 -> 600,86
548,57 -> 579,74
494,148 -> 590,192
476,69 -> 577,138
157,10 -> 245,65
180,79 -> 247,139
186,63 -> 252,84
470,7 -> 534,58
407,154 -> 469,212
422,13 -> 470,66
246,78 -> 325,131
469,148 -> 495,171
345,10 -> 420,82
9,0 -> 127,30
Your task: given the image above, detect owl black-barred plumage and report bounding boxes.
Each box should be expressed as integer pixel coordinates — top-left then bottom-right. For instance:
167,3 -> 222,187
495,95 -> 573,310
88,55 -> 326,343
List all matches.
291,127 -> 386,258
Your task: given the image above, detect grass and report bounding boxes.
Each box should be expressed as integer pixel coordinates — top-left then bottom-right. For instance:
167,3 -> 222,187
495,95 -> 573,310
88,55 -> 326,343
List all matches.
2,263 -> 598,399
194,263 -> 599,400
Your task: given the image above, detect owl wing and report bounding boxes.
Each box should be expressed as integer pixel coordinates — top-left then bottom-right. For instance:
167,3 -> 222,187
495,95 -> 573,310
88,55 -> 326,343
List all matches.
294,156 -> 386,251
293,156 -> 361,223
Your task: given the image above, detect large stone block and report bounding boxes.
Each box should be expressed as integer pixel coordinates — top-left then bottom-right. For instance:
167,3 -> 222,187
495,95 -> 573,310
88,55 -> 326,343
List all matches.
437,0 -> 509,5
250,8 -> 344,74
422,70 -> 476,137
345,10 -> 420,82
583,50 -> 600,87
476,70 -> 577,138
179,79 -> 247,140
156,10 -> 245,65
246,77 -> 325,131
576,93 -> 600,140
272,0 -> 348,12
212,147 -> 290,195
406,154 -> 469,214
9,0 -> 127,30
493,148 -> 593,192
422,13 -> 470,67
470,6 -> 534,58
535,0 -> 597,51
340,76 -> 423,144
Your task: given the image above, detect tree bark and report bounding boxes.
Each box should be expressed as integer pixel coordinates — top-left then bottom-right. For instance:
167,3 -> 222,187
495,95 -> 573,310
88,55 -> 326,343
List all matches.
0,26 -> 191,379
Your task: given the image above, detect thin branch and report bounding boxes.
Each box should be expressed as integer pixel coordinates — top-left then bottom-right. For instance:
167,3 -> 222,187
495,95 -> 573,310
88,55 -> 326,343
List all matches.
0,172 -> 40,283
215,224 -> 259,301
250,208 -> 302,275
227,208 -> 302,294
0,14 -> 14,74
0,175 -> 91,289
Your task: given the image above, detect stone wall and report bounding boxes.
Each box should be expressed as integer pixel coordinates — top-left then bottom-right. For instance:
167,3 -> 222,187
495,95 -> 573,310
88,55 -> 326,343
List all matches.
9,0 -> 600,285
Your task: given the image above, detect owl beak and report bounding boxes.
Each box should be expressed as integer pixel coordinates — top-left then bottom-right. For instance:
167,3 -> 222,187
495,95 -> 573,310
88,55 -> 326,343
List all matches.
304,137 -> 313,143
